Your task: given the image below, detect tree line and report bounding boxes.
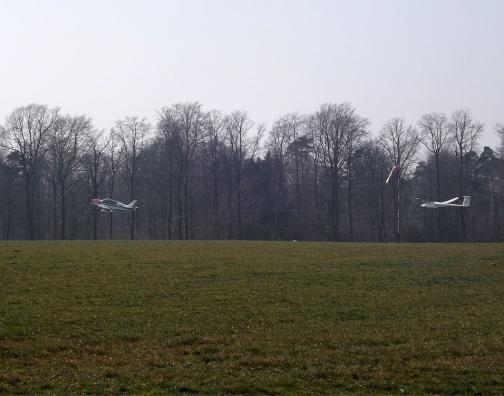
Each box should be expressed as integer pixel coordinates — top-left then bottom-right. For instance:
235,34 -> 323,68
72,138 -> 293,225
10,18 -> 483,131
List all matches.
1,102 -> 503,242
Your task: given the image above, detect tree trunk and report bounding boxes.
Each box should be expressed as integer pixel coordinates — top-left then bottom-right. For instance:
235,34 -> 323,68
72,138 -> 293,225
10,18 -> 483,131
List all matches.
109,176 -> 115,240
236,173 -> 242,240
379,180 -> 385,243
183,175 -> 189,240
458,152 -> 466,241
330,167 -> 340,241
130,211 -> 135,240
5,181 -> 13,240
25,176 -> 35,240
176,170 -> 183,240
273,163 -> 282,240
91,208 -> 98,240
130,173 -> 136,240
51,178 -> 57,239
347,158 -> 353,242
395,173 -> 401,243
168,176 -> 173,240
434,154 -> 444,242
92,209 -> 98,240
109,212 -> 113,240
226,175 -> 232,239
212,159 -> 220,239
295,155 -> 301,240
313,161 -> 320,240
60,182 -> 66,240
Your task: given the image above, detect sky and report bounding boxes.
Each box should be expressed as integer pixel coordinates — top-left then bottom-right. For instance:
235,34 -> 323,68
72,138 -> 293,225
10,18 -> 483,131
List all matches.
1,0 -> 503,147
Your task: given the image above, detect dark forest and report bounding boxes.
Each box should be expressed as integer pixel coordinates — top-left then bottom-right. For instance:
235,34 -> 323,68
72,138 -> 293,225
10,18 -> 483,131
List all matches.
1,102 -> 503,242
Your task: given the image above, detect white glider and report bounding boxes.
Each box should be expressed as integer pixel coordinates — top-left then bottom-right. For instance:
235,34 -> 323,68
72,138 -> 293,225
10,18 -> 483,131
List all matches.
415,196 -> 470,209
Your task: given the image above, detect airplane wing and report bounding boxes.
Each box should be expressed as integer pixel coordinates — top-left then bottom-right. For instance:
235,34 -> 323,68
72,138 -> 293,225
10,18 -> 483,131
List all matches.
440,197 -> 460,204
415,198 -> 427,203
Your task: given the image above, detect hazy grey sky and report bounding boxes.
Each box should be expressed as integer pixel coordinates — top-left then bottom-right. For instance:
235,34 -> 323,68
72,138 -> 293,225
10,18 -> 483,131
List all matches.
1,0 -> 503,146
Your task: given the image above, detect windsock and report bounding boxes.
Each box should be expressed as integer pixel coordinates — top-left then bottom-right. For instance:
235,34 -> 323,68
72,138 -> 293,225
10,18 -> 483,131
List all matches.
386,165 -> 400,184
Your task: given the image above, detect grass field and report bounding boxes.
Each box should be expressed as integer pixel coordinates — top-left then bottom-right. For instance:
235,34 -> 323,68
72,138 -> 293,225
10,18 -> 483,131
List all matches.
1,241 -> 504,395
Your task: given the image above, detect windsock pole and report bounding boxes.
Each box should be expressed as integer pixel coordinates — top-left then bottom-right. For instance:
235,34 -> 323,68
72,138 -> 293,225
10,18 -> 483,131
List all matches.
385,164 -> 401,243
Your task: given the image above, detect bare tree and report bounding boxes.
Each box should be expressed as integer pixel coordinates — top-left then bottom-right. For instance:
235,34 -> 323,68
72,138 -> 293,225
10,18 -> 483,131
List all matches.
201,110 -> 226,238
448,110 -> 483,240
0,153 -> 21,239
349,140 -> 388,242
2,100 -> 503,243
305,115 -> 323,239
367,142 -> 388,242
115,117 -> 151,240
418,112 -> 450,240
345,114 -> 369,241
105,130 -> 121,239
48,114 -> 91,239
83,130 -> 109,239
268,115 -> 295,239
496,123 -> 504,158
494,124 -> 504,240
158,103 -> 205,239
224,111 -> 254,239
1,104 -> 58,239
283,114 -> 305,240
380,118 -> 419,243
311,103 -> 360,240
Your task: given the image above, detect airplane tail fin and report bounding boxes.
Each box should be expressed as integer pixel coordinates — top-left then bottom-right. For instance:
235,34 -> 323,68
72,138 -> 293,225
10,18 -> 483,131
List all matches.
126,200 -> 138,209
462,196 -> 470,207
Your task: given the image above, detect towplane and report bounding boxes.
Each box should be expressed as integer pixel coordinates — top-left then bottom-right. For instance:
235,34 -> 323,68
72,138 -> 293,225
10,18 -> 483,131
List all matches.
90,198 -> 138,213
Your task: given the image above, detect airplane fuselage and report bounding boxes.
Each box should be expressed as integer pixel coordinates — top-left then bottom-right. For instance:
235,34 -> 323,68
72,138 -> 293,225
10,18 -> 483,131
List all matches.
91,198 -> 138,213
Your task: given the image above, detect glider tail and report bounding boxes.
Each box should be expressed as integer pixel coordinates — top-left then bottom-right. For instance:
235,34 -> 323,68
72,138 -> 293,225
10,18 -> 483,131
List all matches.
462,196 -> 470,207
126,200 -> 138,209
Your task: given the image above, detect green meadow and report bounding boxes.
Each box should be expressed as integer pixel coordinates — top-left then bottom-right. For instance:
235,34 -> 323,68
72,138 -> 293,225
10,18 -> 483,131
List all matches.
1,241 -> 504,395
